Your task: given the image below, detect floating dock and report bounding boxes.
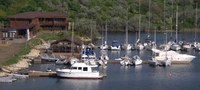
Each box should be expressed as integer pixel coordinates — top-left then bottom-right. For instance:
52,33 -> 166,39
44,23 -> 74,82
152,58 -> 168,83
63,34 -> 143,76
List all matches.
28,70 -> 56,77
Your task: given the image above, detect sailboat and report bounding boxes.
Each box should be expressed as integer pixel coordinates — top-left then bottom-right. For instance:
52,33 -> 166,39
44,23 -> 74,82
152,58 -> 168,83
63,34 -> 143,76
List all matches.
149,0 -> 171,66
170,3 -> 181,51
123,20 -> 132,50
100,21 -> 109,50
193,2 -> 200,51
134,0 -> 144,50
144,0 -> 154,50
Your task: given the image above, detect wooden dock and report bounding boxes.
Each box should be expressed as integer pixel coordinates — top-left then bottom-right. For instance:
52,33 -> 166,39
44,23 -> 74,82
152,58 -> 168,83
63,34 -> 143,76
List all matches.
28,70 -> 56,77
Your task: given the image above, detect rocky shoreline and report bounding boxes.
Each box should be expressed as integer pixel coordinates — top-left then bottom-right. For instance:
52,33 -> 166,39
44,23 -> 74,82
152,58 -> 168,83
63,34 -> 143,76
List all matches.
0,48 -> 41,77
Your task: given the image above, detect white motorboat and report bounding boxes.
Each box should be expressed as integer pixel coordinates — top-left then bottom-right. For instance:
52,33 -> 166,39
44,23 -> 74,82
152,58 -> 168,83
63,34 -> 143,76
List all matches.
152,48 -> 196,63
132,55 -> 142,65
110,40 -> 121,50
56,62 -> 103,79
119,55 -> 133,66
170,43 -> 181,51
81,47 -> 97,66
181,42 -> 192,51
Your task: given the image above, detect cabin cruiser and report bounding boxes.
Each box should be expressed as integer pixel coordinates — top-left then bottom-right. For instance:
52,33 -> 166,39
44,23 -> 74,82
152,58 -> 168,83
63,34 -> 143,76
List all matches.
110,40 -> 121,50
81,47 -> 97,66
56,62 -> 103,79
152,48 -> 195,63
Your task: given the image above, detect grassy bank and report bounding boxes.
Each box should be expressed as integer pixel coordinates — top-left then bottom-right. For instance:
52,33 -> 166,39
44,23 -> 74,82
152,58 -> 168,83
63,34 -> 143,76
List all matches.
1,38 -> 42,66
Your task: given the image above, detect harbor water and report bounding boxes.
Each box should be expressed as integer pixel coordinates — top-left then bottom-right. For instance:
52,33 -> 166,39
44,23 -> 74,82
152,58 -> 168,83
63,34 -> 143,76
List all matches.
1,32 -> 200,90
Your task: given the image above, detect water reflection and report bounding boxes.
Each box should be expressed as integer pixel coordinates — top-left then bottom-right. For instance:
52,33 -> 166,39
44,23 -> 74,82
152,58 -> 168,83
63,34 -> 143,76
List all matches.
56,79 -> 101,90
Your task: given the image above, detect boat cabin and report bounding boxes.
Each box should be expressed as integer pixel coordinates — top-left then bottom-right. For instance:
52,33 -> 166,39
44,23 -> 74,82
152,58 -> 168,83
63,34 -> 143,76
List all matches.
70,63 -> 97,72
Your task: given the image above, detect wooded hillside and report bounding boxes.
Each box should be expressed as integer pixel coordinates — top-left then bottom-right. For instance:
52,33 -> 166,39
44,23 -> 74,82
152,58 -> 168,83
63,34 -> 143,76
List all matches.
0,0 -> 199,33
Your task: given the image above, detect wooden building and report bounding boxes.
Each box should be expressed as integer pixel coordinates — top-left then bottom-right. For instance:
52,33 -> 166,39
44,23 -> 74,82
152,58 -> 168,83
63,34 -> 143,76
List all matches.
1,12 -> 67,40
51,36 -> 83,53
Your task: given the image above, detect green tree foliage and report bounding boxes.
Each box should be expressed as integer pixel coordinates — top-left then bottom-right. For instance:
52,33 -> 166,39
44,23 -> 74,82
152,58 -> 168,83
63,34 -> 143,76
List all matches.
0,0 -> 199,33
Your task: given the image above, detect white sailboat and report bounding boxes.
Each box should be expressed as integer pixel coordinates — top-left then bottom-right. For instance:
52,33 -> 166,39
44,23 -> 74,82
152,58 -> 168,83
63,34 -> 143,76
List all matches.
132,55 -> 142,65
98,50 -> 109,65
144,0 -> 154,50
123,20 -> 132,50
170,3 -> 181,51
100,21 -> 109,50
135,0 -> 144,50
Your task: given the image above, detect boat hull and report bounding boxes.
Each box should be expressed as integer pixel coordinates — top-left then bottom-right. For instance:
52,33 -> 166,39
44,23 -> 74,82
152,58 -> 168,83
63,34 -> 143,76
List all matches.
56,70 -> 103,79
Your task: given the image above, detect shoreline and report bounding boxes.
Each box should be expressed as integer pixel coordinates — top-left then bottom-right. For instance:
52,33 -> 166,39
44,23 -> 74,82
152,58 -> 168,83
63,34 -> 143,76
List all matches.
0,48 -> 40,77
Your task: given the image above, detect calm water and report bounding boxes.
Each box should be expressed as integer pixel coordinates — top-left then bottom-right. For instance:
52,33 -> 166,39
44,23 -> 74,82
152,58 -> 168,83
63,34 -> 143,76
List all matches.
1,32 -> 200,90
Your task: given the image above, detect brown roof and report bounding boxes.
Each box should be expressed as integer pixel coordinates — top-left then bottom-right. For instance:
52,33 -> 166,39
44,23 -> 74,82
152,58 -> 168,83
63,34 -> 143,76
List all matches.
1,24 -> 36,31
51,36 -> 83,46
9,12 -> 67,19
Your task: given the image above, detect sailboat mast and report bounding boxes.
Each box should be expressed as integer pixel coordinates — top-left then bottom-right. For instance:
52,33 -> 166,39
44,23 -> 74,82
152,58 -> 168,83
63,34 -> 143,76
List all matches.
138,0 -> 141,40
170,0 -> 174,38
164,0 -> 167,44
71,22 -> 74,56
175,1 -> 178,43
195,2 -> 198,42
90,21 -> 93,44
105,20 -> 108,43
148,0 -> 151,38
126,7 -> 128,44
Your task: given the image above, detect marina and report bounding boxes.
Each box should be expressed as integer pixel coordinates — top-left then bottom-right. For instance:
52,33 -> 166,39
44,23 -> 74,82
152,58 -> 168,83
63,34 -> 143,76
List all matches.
1,32 -> 200,90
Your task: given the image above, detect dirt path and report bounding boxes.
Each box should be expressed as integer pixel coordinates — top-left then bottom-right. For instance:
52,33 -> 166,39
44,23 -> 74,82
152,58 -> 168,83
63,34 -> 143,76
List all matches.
0,40 -> 24,65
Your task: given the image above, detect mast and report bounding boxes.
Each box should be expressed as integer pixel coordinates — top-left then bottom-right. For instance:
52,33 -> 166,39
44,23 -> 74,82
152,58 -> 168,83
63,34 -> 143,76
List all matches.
164,0 -> 167,44
71,22 -> 74,57
175,1 -> 178,43
125,7 -> 128,45
138,0 -> 141,40
105,20 -> 108,44
170,0 -> 174,38
148,0 -> 151,38
195,2 -> 198,42
90,21 -> 93,44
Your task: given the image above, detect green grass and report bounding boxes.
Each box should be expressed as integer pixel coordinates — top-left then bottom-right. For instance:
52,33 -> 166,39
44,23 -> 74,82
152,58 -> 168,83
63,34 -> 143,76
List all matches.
2,43 -> 31,66
36,32 -> 65,41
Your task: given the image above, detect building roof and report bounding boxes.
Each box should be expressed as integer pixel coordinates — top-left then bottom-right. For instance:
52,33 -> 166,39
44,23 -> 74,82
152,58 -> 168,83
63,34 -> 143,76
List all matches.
51,36 -> 83,46
9,12 -> 67,19
1,24 -> 36,31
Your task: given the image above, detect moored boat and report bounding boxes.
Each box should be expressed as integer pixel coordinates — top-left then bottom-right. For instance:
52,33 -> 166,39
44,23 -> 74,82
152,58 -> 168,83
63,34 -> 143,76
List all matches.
56,62 -> 103,79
